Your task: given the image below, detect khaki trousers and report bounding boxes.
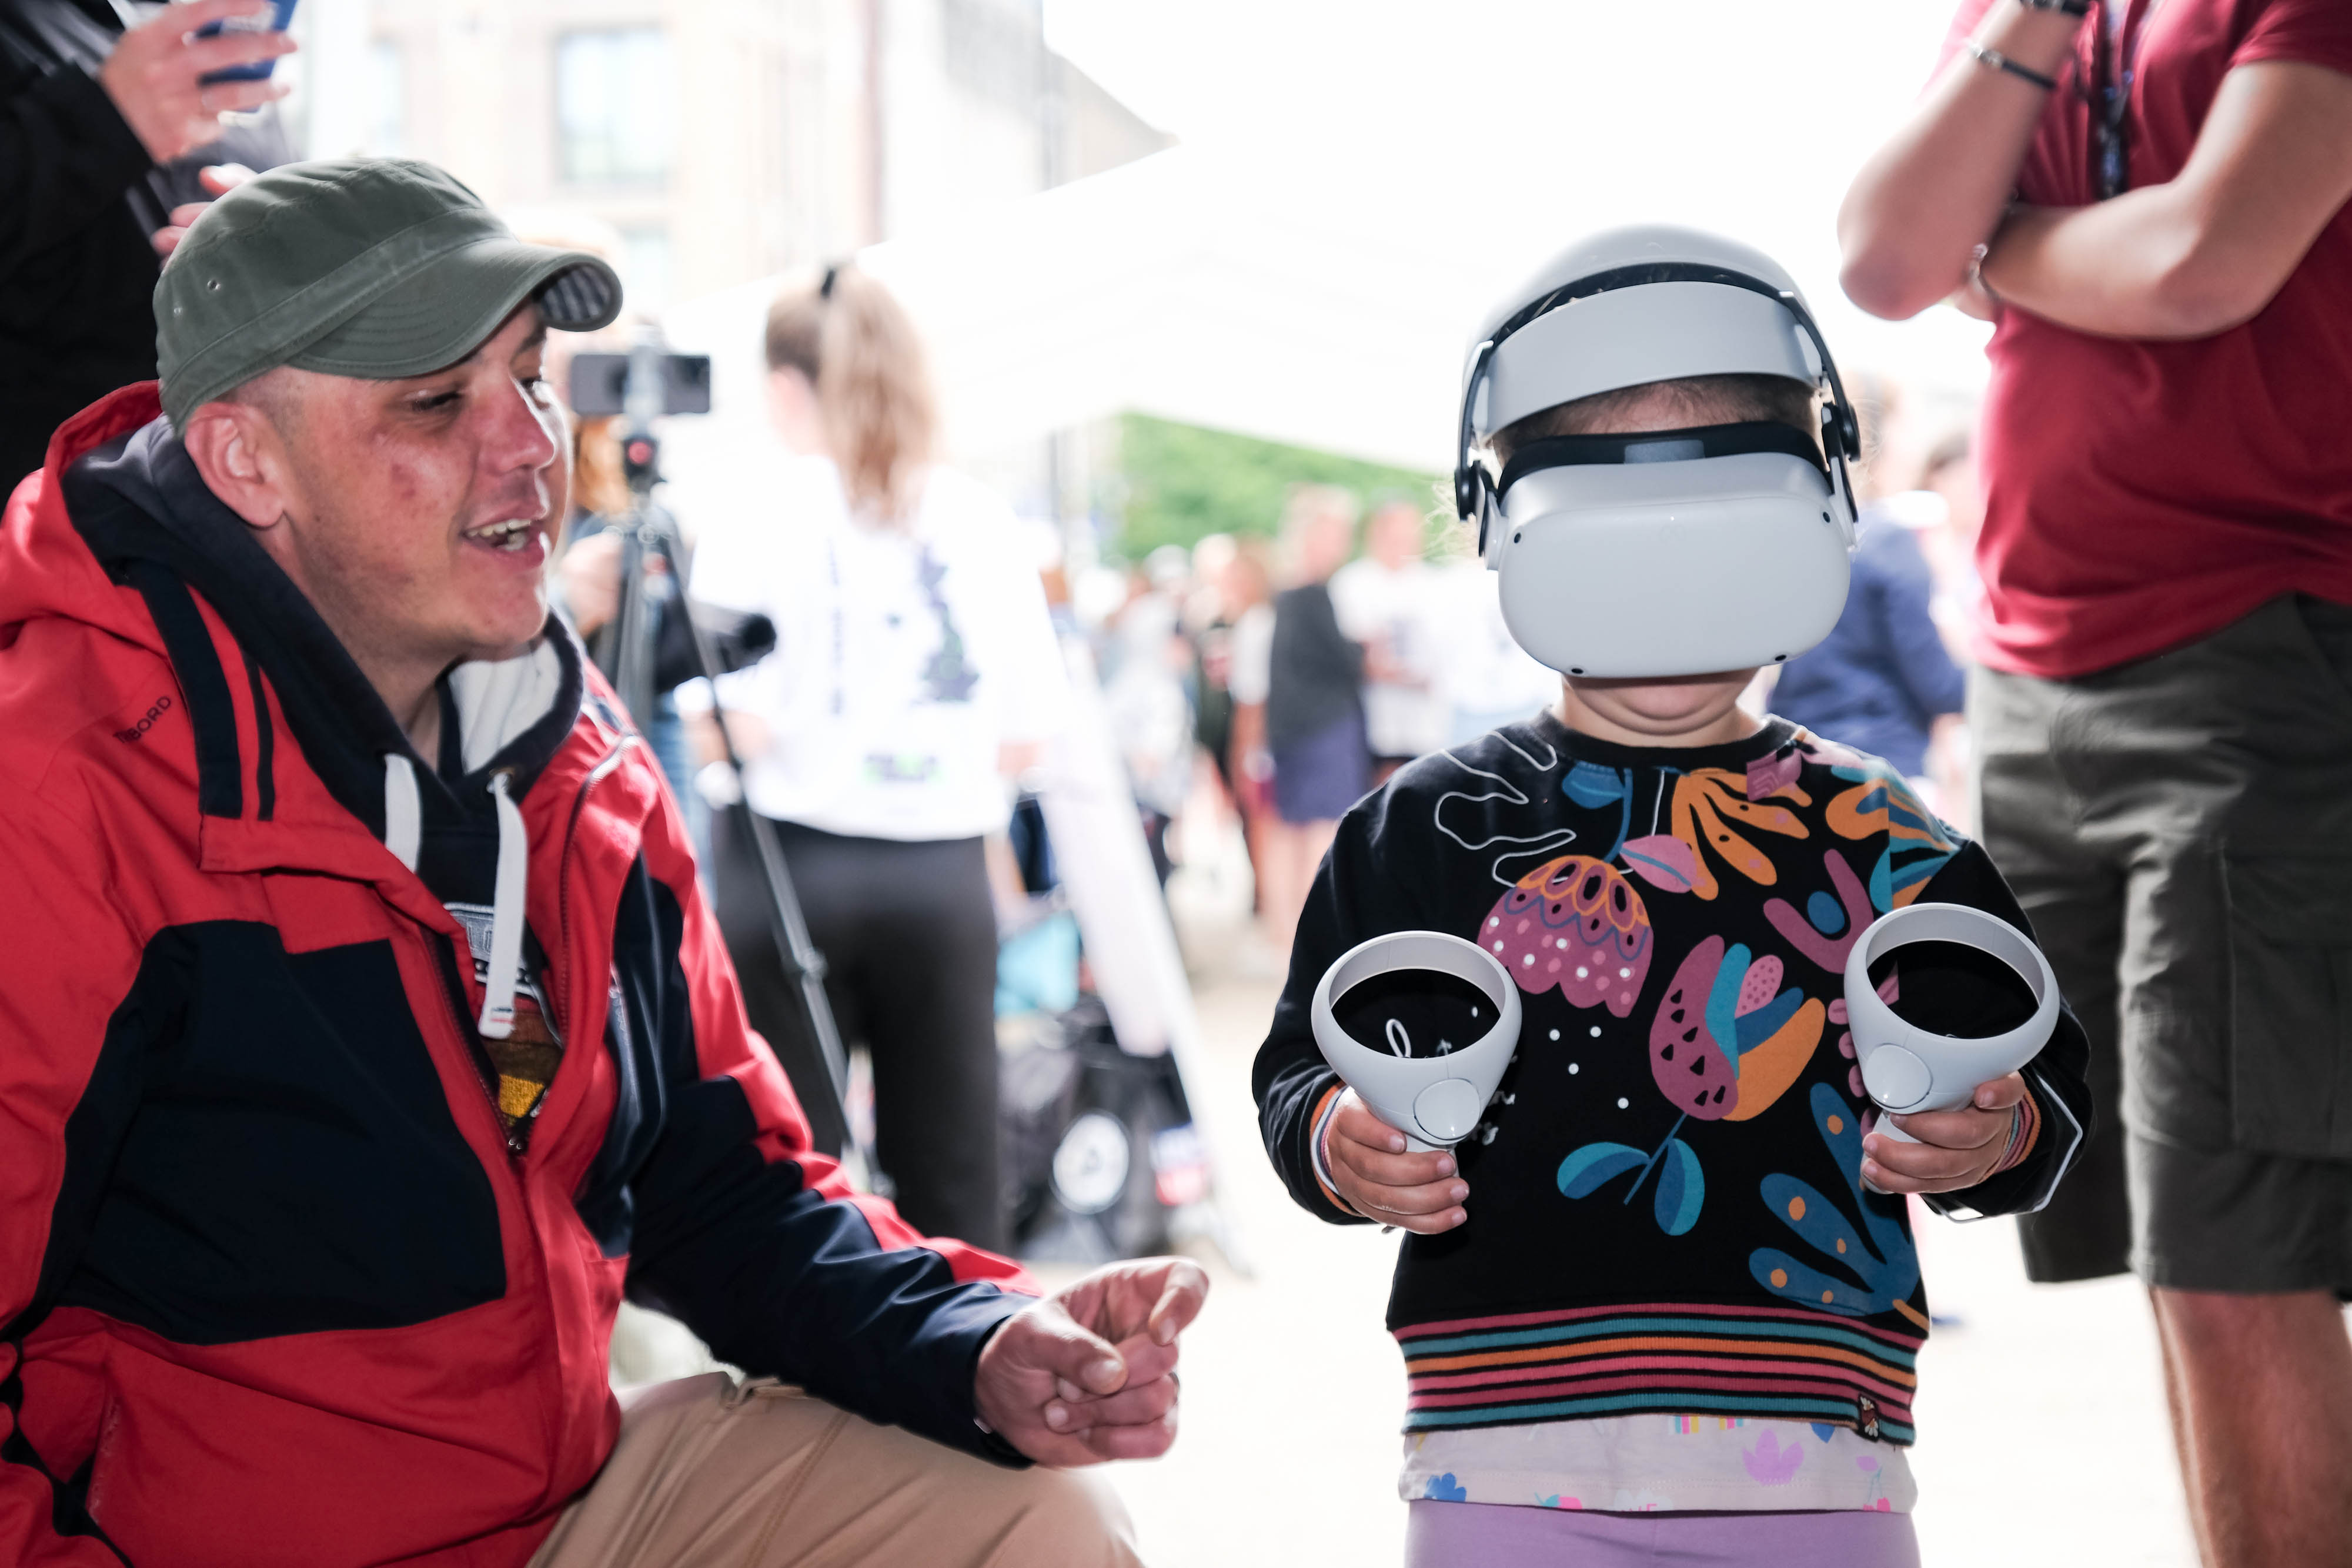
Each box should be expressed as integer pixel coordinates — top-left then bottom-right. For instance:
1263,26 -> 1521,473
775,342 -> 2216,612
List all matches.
530,1374 -> 1143,1568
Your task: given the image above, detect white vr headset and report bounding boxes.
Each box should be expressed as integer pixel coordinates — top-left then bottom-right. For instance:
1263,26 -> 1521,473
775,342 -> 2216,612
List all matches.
1455,226 -> 1863,680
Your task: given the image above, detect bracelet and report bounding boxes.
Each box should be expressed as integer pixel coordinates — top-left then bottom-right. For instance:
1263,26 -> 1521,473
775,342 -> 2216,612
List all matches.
2017,0 -> 2091,14
1967,41 -> 2060,91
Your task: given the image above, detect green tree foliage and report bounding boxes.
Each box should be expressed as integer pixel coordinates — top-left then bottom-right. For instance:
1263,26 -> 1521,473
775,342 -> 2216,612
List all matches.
1111,413 -> 1442,558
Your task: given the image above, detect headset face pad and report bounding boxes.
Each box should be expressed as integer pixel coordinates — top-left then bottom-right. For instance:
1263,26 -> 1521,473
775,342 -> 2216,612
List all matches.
1491,452 -> 1852,680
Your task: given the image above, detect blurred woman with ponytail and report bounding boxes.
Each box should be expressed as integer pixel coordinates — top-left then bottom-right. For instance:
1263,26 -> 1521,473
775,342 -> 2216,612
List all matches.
683,265 -> 1068,1249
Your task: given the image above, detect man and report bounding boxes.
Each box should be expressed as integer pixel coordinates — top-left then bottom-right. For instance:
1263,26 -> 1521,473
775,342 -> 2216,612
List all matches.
2,0 -> 294,487
1329,497 -> 1447,779
1840,3 -> 2352,1564
0,158 -> 1202,1567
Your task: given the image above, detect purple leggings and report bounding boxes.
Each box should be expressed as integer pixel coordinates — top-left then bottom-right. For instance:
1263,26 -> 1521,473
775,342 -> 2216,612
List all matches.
1404,1502 -> 1920,1567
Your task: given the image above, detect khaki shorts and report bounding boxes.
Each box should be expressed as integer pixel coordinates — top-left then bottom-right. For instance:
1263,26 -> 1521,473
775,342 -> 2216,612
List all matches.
1972,596 -> 2352,1295
530,1374 -> 1141,1568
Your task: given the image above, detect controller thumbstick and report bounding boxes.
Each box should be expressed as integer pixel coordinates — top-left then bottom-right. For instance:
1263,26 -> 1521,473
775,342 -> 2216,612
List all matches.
1412,1078 -> 1485,1144
1860,1045 -> 1933,1112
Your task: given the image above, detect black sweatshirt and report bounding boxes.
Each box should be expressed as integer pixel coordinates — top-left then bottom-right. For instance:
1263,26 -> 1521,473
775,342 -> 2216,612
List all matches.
1252,713 -> 2094,1445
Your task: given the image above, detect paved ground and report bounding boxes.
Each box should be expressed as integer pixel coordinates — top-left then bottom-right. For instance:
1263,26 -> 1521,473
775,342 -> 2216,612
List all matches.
1093,839 -> 2206,1567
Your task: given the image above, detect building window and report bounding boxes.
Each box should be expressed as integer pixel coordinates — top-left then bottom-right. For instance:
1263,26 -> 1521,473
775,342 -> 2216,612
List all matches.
366,40 -> 405,155
555,29 -> 675,186
619,226 -> 671,311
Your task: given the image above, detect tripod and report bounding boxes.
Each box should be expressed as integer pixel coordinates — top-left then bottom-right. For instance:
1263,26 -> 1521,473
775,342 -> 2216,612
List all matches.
590,426 -> 868,1185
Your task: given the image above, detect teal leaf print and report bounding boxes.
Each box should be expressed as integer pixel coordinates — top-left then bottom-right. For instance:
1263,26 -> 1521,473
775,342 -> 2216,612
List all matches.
1748,1084 -> 1922,1320
1653,1137 -> 1704,1236
1557,1142 -> 1646,1199
1563,762 -> 1629,809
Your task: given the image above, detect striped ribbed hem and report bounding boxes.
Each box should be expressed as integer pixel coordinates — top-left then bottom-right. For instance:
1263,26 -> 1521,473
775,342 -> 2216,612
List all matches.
1395,1300 -> 1922,1445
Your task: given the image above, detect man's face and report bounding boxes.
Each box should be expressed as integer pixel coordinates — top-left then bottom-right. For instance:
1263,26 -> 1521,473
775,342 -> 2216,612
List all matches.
252,306 -> 566,671
1369,504 -> 1421,570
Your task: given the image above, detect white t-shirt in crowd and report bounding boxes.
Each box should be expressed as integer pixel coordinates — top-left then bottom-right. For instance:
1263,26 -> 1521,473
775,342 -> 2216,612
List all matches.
1329,556 -> 1451,760
1226,601 -> 1275,708
1436,559 -> 1559,745
681,456 -> 1070,842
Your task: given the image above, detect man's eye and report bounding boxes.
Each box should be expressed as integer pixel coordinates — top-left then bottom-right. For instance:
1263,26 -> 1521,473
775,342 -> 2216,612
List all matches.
412,388 -> 463,413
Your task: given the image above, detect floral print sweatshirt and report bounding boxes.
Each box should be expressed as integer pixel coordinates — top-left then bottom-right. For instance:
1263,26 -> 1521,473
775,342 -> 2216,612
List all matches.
1252,713 -> 2093,1447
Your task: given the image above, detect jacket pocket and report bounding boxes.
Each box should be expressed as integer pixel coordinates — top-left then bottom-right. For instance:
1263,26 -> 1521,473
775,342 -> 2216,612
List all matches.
2223,853 -> 2352,1158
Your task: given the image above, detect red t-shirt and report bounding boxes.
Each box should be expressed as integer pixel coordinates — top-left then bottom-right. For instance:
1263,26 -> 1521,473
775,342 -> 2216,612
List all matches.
1940,0 -> 2352,678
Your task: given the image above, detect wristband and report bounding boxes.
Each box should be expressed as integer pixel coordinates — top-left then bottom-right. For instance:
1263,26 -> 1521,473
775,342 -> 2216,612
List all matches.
2016,0 -> 2091,14
1967,42 -> 2060,91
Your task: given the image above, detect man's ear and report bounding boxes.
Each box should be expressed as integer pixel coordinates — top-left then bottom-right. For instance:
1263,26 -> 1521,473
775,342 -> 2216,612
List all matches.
180,400 -> 296,530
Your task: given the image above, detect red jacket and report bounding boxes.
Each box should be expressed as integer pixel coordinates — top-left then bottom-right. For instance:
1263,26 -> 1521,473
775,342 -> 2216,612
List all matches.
0,387 -> 1035,1567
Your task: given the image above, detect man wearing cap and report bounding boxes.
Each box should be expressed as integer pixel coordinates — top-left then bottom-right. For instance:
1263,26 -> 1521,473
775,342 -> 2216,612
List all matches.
0,158 -> 1199,1567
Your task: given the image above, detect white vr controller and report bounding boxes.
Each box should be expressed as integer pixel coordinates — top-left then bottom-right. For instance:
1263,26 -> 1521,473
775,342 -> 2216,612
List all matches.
1310,931 -> 1522,1152
1843,902 -> 2057,1145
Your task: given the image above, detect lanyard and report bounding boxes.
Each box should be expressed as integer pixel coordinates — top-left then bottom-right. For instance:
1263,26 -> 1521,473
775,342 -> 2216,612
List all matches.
2084,0 -> 2158,200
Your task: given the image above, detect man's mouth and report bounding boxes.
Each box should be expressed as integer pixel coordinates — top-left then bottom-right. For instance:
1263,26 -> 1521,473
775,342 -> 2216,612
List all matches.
463,517 -> 543,552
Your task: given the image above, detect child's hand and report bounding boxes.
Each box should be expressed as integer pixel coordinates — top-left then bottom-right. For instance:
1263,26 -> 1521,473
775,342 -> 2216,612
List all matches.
1324,1089 -> 1469,1233
1860,1071 -> 2029,1195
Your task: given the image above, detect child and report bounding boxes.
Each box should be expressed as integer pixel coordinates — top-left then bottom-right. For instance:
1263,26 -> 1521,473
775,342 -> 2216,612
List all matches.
1252,228 -> 2092,1568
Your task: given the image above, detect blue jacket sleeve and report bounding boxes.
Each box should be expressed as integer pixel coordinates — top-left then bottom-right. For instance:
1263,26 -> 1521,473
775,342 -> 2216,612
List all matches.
617,830 -> 1035,1464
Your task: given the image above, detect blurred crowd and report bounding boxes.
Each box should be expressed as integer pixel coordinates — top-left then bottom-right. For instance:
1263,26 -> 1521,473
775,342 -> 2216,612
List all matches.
1082,377 -> 1990,964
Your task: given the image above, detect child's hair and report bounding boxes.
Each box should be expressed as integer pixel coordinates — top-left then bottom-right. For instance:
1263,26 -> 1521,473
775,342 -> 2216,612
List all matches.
765,265 -> 938,520
1488,373 -> 1819,466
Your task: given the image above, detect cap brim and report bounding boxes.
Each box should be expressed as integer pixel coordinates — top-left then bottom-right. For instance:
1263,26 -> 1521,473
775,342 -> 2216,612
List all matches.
286,239 -> 623,380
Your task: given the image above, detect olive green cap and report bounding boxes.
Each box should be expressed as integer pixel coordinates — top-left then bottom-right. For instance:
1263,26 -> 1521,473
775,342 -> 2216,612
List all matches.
156,158 -> 624,429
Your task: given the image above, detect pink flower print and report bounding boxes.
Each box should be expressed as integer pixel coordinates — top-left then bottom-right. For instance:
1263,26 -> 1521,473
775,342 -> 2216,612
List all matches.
1745,747 -> 1807,804
1742,1430 -> 1806,1485
1649,937 -> 1825,1122
1828,972 -> 1899,1099
1763,848 -> 1878,974
1482,855 -> 1653,1017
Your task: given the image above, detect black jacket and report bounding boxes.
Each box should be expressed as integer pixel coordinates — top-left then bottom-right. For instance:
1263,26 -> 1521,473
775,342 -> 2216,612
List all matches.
0,0 -> 289,489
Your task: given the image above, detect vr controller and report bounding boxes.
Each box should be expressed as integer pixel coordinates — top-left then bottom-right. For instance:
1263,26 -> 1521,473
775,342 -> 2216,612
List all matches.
1310,932 -> 1521,1152
1842,903 -> 2057,1145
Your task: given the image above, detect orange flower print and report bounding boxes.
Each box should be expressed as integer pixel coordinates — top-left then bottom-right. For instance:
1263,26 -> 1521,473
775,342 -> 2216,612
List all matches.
1669,769 -> 1809,901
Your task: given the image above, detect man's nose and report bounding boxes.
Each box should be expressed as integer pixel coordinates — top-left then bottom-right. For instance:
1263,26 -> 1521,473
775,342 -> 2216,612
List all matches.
485,375 -> 562,476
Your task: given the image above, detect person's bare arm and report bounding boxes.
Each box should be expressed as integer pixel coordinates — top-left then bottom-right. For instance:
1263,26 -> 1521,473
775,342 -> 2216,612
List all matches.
1980,61 -> 2352,338
1839,2 -> 2091,320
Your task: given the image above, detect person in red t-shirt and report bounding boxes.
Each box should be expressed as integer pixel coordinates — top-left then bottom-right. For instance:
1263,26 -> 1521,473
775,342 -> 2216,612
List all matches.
1839,3 -> 2352,1564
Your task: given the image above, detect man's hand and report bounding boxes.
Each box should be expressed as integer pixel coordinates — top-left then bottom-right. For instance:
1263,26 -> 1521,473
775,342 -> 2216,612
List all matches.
100,0 -> 296,166
973,1257 -> 1207,1466
151,163 -> 253,257
1325,1088 -> 1467,1233
1861,1071 -> 2028,1195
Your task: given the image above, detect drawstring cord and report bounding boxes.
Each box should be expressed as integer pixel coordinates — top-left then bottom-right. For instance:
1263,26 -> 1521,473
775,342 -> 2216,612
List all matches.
383,754 -> 422,872
478,770 -> 528,1040
382,754 -> 530,1041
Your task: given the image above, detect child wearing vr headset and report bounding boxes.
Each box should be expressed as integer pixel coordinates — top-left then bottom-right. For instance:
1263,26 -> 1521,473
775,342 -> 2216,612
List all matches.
1251,226 -> 2096,1566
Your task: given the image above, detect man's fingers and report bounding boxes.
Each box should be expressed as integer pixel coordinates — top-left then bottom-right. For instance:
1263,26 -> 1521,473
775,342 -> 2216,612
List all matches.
1331,1135 -> 1455,1191
1046,1373 -> 1177,1435
199,163 -> 256,195
1077,1409 -> 1179,1463
1144,1259 -> 1208,1346
1014,1308 -> 1128,1396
